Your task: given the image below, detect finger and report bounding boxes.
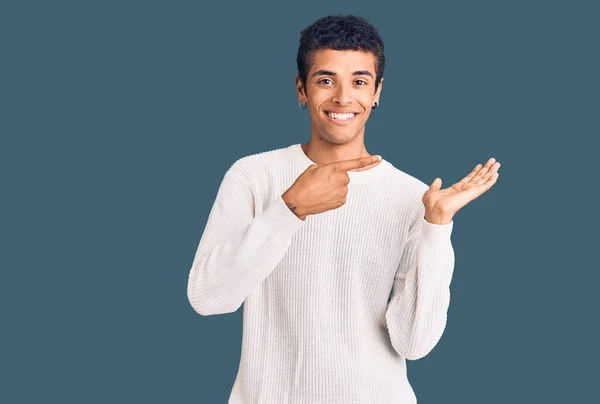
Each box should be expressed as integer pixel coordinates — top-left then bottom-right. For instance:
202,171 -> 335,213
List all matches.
474,172 -> 499,192
475,161 -> 500,185
347,159 -> 383,172
331,155 -> 382,172
429,177 -> 443,191
469,158 -> 496,184
458,164 -> 482,186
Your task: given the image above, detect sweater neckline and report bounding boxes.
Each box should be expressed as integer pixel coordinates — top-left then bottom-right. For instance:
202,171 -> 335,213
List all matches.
290,143 -> 393,185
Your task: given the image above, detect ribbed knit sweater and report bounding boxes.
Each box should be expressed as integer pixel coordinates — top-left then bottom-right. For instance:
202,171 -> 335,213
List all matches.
187,142 -> 455,404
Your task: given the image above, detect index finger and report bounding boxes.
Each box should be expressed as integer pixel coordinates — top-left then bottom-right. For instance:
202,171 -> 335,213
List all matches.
329,155 -> 382,172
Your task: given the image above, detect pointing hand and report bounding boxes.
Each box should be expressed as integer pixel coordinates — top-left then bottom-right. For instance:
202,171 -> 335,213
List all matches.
282,155 -> 383,220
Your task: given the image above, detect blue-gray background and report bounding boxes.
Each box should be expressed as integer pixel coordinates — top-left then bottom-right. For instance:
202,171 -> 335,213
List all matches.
2,1 -> 597,403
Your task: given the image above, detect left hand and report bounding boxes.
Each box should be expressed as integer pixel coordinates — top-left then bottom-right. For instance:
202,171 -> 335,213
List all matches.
423,158 -> 501,224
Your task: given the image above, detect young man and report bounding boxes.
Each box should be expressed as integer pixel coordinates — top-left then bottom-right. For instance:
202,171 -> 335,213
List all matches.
188,14 -> 500,404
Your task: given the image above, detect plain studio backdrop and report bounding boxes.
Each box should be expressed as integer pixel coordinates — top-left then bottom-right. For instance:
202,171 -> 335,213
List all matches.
1,1 -> 598,403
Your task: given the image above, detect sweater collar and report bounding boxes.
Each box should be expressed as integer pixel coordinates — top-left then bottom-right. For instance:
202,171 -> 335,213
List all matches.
290,143 -> 393,185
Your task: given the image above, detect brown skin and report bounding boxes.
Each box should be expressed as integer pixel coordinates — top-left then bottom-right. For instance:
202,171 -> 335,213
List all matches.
285,49 -> 502,223
421,158 -> 501,224
282,155 -> 382,221
283,49 -> 384,220
295,49 -> 383,166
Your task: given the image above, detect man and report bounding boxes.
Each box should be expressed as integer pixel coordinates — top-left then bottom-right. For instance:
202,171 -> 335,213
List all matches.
187,14 -> 500,404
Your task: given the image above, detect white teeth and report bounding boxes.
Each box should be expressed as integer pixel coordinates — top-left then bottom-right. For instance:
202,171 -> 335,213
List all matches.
327,112 -> 356,120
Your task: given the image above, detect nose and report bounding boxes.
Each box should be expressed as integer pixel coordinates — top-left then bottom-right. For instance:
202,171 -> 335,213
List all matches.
332,84 -> 352,106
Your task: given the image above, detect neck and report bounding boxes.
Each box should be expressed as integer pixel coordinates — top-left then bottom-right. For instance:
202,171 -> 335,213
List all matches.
301,135 -> 373,166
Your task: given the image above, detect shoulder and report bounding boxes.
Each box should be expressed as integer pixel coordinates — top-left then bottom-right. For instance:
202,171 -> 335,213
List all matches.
223,144 -> 294,200
385,163 -> 430,199
383,163 -> 431,223
228,144 -> 291,181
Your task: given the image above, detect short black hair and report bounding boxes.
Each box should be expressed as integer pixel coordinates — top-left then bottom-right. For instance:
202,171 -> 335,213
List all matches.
296,14 -> 385,96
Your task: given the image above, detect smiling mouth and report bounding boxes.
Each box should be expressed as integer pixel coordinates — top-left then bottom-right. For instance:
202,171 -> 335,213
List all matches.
324,111 -> 359,124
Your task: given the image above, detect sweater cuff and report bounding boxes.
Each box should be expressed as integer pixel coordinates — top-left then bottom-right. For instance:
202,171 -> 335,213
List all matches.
254,195 -> 306,243
420,217 -> 453,251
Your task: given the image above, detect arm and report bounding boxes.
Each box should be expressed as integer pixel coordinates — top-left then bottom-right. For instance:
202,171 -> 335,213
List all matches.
187,161 -> 306,316
384,200 -> 455,360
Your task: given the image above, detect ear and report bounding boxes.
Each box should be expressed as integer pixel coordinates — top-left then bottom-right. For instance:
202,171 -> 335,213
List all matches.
296,74 -> 307,100
374,77 -> 384,102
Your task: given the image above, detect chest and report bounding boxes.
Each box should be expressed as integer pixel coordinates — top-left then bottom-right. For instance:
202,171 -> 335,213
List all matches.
265,187 -> 411,308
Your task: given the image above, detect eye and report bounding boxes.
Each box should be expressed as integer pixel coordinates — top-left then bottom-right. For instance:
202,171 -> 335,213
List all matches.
318,78 -> 368,86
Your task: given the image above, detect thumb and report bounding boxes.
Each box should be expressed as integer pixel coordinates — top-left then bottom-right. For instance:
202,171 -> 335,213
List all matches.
429,177 -> 442,191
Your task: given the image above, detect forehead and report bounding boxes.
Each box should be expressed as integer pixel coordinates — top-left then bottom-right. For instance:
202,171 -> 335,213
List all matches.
308,49 -> 376,75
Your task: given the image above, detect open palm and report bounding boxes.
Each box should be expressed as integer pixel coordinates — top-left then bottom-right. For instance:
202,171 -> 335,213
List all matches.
423,157 -> 501,216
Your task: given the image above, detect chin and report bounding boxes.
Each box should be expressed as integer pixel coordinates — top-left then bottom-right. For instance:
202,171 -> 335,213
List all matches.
319,132 -> 356,145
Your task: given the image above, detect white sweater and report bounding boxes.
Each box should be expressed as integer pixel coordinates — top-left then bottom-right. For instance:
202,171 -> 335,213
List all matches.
187,142 -> 455,404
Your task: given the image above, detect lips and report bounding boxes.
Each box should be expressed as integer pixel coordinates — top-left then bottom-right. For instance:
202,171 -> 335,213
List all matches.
324,110 -> 359,125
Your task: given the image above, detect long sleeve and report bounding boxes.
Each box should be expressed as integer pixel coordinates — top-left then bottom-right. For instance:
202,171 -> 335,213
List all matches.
187,161 -> 306,316
384,199 -> 455,360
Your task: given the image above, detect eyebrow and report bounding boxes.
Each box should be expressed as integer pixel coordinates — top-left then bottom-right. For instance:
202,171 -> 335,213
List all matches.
311,69 -> 374,78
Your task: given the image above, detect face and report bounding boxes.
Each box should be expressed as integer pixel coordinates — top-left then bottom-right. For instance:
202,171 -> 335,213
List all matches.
296,49 -> 383,145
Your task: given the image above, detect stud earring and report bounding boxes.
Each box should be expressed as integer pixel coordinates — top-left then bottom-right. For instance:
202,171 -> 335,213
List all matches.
372,102 -> 379,109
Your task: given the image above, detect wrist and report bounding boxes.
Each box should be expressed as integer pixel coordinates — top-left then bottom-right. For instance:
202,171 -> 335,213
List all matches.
424,211 -> 453,225
282,190 -> 307,221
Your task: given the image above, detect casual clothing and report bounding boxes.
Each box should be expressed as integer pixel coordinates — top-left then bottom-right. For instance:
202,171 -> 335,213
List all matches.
187,143 -> 455,404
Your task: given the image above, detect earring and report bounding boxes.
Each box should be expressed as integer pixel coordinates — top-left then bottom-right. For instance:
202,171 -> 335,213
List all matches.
299,100 -> 307,110
372,102 -> 379,109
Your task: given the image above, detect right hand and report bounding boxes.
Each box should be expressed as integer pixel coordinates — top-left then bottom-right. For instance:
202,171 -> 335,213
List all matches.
282,155 -> 382,220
